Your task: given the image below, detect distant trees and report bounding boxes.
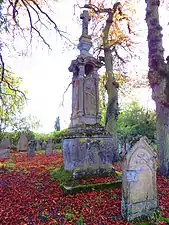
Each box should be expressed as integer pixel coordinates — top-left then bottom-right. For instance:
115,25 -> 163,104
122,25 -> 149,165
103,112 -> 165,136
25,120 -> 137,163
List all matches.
117,101 -> 156,146
0,70 -> 26,134
100,99 -> 156,146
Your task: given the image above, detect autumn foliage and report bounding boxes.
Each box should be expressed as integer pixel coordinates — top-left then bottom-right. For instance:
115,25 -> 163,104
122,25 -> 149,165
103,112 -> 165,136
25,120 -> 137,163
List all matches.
0,152 -> 169,224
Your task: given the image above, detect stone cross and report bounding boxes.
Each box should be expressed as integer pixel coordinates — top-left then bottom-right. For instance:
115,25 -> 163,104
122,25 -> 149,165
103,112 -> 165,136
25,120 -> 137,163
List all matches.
80,10 -> 91,36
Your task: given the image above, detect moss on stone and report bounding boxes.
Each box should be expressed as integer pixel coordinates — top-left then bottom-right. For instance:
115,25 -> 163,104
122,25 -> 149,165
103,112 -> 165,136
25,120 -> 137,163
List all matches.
79,138 -> 86,143
100,139 -> 104,144
61,180 -> 122,194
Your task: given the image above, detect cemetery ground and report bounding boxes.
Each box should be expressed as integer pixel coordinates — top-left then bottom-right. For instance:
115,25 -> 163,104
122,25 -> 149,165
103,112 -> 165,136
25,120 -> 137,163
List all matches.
0,151 -> 169,225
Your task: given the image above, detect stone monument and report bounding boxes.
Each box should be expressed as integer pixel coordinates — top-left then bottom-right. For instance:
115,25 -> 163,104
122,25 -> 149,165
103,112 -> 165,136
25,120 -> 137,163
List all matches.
17,133 -> 28,152
45,140 -> 53,156
63,10 -> 118,177
27,140 -> 36,157
121,137 -> 158,221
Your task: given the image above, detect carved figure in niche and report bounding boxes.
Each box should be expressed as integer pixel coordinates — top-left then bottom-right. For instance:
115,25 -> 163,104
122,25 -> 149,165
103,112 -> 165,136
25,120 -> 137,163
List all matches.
84,64 -> 96,116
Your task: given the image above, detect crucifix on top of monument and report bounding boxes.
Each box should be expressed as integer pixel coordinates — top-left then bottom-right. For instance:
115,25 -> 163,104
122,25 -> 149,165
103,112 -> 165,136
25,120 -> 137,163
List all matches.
80,10 -> 91,36
77,10 -> 92,55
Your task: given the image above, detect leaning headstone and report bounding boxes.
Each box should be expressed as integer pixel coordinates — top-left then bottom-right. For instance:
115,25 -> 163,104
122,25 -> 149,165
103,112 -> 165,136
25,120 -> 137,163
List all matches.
121,137 -> 158,221
27,140 -> 36,157
45,140 -> 53,156
17,133 -> 28,152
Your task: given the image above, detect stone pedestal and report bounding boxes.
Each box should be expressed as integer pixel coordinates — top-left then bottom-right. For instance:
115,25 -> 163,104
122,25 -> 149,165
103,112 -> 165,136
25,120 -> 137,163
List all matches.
63,125 -> 117,177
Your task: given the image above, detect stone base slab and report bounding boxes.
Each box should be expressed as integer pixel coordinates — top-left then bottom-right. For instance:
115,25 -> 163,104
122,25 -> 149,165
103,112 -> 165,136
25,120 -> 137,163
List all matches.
121,199 -> 158,221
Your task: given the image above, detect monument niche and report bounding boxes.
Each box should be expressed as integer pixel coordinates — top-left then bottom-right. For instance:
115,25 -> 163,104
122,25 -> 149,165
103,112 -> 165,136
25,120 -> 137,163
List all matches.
63,10 -> 118,177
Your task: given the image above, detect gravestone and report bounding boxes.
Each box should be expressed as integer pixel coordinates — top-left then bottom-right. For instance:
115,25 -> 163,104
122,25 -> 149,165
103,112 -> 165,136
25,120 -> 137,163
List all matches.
45,140 -> 53,156
63,10 -> 118,178
27,140 -> 36,157
36,140 -> 42,150
17,133 -> 28,151
121,137 -> 158,221
0,138 -> 10,149
0,139 -> 10,159
42,141 -> 46,150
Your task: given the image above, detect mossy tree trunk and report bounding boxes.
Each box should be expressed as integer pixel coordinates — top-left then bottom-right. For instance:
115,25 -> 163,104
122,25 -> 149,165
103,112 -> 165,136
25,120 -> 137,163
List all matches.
145,0 -> 169,176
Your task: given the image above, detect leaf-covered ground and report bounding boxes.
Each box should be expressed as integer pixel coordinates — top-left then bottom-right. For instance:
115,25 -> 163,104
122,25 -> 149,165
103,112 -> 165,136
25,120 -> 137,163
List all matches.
0,152 -> 169,225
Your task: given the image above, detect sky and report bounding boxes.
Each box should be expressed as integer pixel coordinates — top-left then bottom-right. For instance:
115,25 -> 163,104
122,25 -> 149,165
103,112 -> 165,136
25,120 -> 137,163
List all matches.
5,0 -> 169,133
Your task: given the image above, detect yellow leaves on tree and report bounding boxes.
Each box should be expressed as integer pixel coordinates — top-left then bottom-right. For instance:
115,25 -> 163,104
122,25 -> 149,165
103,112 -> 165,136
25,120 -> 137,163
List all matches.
87,0 -> 134,49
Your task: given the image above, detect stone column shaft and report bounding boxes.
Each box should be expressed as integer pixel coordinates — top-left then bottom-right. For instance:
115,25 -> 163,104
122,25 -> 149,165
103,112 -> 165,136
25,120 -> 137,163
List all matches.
78,65 -> 85,116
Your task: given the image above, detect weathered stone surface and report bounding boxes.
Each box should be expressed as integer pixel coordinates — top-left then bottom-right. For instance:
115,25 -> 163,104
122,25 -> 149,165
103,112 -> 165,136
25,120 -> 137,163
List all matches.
27,140 -> 36,157
40,141 -> 46,150
0,139 -> 10,149
121,137 -> 158,221
17,133 -> 28,151
45,140 -> 53,156
63,135 -> 116,176
36,140 -> 42,150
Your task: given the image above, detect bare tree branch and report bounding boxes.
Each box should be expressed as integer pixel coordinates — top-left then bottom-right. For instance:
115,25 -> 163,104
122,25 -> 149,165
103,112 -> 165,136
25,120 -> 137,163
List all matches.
60,82 -> 72,107
0,52 -> 5,83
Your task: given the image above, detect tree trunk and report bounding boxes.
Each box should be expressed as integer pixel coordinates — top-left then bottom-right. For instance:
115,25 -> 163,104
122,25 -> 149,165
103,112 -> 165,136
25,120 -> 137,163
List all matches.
103,14 -> 119,160
105,81 -> 118,160
156,102 -> 169,176
145,0 -> 169,176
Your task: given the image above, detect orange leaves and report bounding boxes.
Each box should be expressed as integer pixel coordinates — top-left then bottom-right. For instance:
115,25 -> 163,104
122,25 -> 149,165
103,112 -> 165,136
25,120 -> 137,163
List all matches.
86,0 -> 133,50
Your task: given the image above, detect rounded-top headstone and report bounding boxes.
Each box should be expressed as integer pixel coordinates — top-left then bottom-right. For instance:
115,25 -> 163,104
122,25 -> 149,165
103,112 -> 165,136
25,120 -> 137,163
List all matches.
17,133 -> 28,151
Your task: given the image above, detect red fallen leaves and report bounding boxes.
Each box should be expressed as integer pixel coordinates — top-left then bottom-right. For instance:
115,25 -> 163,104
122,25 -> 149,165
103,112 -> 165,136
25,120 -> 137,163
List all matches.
0,152 -> 169,225
73,176 -> 116,185
112,162 -> 122,172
